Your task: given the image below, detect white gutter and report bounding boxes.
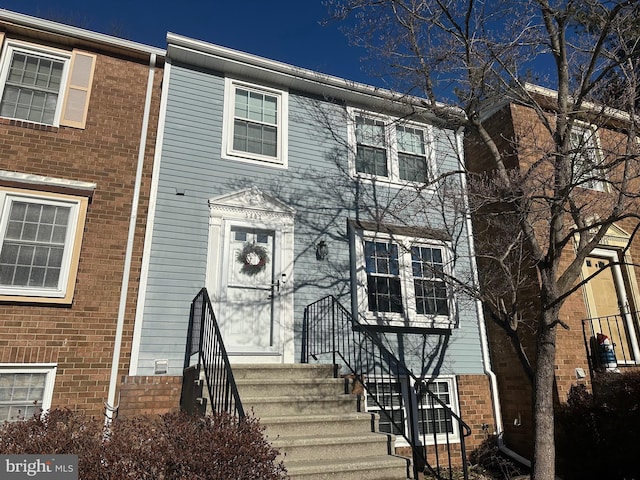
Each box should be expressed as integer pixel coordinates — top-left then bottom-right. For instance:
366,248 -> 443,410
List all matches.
0,9 -> 165,57
166,32 -> 465,122
456,128 -> 531,468
105,53 -> 157,423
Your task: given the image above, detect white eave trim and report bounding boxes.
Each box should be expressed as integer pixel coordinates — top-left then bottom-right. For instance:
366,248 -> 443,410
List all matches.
0,170 -> 97,191
0,9 -> 165,58
166,33 -> 464,122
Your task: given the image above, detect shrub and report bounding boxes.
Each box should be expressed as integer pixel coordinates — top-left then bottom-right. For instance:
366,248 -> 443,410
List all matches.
468,435 -> 525,480
556,371 -> 640,480
0,409 -> 286,480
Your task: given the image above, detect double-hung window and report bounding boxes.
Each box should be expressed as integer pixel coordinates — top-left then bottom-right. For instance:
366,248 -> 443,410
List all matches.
356,116 -> 388,176
0,184 -> 89,303
570,125 -> 606,191
0,37 -> 96,128
355,229 -> 454,328
222,78 -> 288,166
0,46 -> 67,124
350,109 -> 432,186
397,125 -> 429,183
365,377 -> 459,445
0,365 -> 57,422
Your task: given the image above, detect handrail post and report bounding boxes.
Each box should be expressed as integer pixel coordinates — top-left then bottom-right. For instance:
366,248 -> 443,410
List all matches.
301,308 -> 308,363
331,297 -> 337,378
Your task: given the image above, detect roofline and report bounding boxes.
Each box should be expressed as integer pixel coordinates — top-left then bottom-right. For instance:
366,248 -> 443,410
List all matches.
480,82 -> 636,126
523,83 -> 635,124
0,9 -> 165,58
166,32 -> 465,121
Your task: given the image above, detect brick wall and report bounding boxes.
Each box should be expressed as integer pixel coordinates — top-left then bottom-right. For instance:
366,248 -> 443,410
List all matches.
0,33 -> 162,417
466,100 -> 640,459
456,374 -> 496,452
117,375 -> 182,417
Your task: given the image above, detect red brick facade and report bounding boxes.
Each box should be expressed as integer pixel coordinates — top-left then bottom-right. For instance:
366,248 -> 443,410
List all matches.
466,100 -> 640,457
0,17 -> 163,418
117,376 -> 182,417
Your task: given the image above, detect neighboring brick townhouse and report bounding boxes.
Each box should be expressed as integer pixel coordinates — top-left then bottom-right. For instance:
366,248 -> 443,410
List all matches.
465,85 -> 640,458
0,10 -> 164,422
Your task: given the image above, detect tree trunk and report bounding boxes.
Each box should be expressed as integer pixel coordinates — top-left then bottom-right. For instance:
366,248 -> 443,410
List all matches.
531,307 -> 558,480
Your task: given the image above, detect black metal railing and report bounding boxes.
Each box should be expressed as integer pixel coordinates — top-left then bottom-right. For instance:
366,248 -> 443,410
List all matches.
183,288 -> 245,418
302,295 -> 471,480
582,310 -> 640,375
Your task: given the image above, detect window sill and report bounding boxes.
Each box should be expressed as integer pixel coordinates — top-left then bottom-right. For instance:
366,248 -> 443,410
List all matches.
222,151 -> 287,169
0,116 -> 59,132
352,173 -> 434,191
360,315 -> 456,331
0,293 -> 73,305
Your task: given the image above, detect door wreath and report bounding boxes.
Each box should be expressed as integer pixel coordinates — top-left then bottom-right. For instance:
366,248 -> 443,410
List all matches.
236,242 -> 269,275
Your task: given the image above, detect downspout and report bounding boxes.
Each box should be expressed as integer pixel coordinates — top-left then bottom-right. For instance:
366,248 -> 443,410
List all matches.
456,128 -> 531,468
105,53 -> 157,424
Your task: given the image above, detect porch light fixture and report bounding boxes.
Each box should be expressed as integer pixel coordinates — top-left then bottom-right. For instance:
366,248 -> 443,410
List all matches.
316,240 -> 329,260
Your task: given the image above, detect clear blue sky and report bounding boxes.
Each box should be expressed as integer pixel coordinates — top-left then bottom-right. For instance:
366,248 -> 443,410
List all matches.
1,1 -> 379,86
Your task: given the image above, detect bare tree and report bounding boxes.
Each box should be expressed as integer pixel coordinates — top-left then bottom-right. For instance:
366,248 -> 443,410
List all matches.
324,1 -> 640,479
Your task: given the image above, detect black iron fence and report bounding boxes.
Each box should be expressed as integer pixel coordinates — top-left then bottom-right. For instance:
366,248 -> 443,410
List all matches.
582,310 -> 640,375
302,295 -> 471,480
183,288 -> 245,418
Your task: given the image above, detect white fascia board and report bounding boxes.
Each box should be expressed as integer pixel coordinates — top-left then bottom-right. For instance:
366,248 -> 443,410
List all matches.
166,32 -> 465,123
0,9 -> 165,58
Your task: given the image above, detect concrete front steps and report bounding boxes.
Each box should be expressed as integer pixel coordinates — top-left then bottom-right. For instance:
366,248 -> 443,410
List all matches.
231,364 -> 410,480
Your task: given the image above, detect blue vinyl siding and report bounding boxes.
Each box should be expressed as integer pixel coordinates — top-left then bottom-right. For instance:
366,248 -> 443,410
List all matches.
135,62 -> 484,377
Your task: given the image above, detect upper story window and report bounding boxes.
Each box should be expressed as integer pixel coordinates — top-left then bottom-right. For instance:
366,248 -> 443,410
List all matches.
222,78 -> 288,167
353,228 -> 455,328
0,185 -> 90,304
356,116 -> 388,176
396,125 -> 429,183
0,46 -> 67,124
0,37 -> 96,129
350,109 -> 433,186
570,125 -> 606,191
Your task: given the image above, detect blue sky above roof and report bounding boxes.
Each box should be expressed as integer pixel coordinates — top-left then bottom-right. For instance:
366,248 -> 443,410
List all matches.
0,0 -> 381,87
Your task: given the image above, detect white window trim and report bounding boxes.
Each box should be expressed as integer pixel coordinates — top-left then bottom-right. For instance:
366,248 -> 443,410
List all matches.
570,122 -> 606,192
0,364 -> 57,419
353,229 -> 456,328
365,376 -> 460,446
347,107 -> 435,189
0,188 -> 87,302
0,40 -> 72,127
221,77 -> 289,168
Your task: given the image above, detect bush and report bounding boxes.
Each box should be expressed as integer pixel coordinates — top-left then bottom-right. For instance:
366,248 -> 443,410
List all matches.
468,435 -> 525,480
556,371 -> 640,480
0,409 -> 287,480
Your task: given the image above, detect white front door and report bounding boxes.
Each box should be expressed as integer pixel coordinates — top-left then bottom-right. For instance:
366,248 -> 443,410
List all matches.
207,187 -> 295,363
221,227 -> 279,353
